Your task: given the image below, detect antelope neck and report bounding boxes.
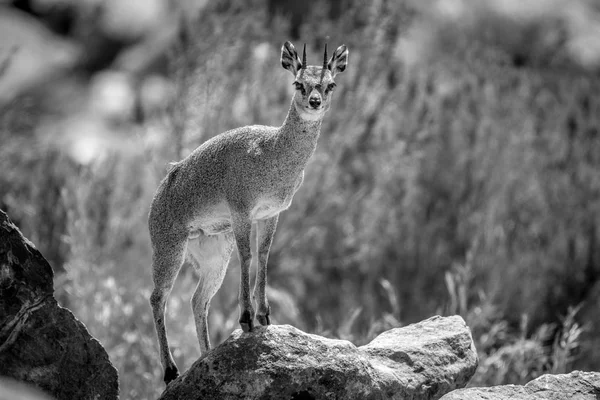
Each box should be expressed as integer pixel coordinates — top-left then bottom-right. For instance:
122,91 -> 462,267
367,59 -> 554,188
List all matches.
277,100 -> 323,157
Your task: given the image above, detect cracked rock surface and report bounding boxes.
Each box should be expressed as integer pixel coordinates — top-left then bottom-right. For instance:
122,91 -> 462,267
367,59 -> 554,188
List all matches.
441,370 -> 600,399
159,315 -> 478,400
0,210 -> 118,400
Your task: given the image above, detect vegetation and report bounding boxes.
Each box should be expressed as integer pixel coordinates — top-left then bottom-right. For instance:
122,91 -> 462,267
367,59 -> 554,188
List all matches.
1,0 -> 599,398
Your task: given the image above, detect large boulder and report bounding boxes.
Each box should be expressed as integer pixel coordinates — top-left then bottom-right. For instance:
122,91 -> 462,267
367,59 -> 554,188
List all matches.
441,370 -> 600,400
0,210 -> 118,399
159,315 -> 477,400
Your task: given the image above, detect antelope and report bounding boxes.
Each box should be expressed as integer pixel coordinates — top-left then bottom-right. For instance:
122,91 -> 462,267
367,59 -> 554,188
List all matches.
148,41 -> 348,384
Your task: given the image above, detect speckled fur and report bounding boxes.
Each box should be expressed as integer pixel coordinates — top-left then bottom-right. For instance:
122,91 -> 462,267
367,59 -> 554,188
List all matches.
148,41 -> 349,384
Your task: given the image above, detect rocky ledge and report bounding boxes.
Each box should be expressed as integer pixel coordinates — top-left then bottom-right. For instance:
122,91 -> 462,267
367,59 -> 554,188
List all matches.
159,315 -> 478,400
441,370 -> 600,400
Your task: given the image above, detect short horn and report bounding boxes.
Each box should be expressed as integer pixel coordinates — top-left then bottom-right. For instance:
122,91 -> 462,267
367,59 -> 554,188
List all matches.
320,43 -> 328,81
302,43 -> 307,69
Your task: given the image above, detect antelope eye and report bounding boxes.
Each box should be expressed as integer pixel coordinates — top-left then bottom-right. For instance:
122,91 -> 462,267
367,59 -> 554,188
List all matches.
326,83 -> 337,92
293,81 -> 306,95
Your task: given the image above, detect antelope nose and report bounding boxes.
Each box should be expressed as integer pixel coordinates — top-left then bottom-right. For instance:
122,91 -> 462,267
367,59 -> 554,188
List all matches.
309,96 -> 321,109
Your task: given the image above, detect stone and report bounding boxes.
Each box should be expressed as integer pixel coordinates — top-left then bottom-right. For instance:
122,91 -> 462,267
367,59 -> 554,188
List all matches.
159,315 -> 477,400
0,209 -> 118,400
440,370 -> 600,399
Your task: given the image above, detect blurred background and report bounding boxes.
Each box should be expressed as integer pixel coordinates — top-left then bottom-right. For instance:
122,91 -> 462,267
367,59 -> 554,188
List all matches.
2,0 -> 600,398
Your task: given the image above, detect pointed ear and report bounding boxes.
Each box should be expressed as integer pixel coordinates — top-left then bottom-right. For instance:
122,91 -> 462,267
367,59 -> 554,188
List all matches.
328,44 -> 348,77
281,41 -> 302,76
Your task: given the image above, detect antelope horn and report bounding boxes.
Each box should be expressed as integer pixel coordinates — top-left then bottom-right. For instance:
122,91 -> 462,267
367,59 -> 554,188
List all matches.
320,43 -> 328,82
302,43 -> 307,69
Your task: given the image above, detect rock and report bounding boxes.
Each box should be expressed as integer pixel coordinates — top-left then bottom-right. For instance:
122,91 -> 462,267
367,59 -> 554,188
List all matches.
159,315 -> 478,400
0,210 -> 118,400
440,370 -> 600,400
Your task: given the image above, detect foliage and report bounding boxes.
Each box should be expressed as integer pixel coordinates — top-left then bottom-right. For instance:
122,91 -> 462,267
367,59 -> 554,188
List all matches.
2,0 -> 599,398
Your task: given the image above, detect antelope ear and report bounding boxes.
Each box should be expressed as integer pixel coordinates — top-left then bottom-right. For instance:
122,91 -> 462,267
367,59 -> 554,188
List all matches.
281,41 -> 302,76
328,44 -> 348,77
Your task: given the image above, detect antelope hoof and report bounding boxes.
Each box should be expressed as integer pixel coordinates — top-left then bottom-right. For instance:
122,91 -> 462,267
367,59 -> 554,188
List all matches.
257,306 -> 271,326
164,365 -> 179,385
240,320 -> 254,332
239,310 -> 254,332
257,314 -> 270,326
